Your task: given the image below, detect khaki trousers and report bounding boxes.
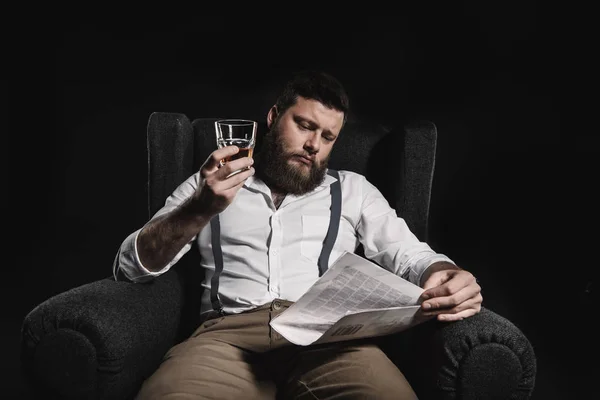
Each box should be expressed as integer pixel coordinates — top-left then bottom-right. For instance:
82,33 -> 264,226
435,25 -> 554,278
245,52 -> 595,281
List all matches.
136,299 -> 418,399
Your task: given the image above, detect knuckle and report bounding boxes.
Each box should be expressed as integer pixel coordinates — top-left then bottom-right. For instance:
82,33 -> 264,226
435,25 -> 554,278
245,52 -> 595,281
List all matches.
204,179 -> 218,192
204,176 -> 215,186
441,286 -> 453,296
223,163 -> 235,174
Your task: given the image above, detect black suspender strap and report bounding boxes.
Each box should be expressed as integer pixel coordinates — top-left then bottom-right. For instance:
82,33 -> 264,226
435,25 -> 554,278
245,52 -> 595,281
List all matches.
210,215 -> 225,314
209,169 -> 343,312
318,169 -> 342,277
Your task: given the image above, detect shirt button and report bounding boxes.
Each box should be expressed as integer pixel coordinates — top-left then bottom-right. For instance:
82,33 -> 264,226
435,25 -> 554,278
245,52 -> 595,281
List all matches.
273,300 -> 282,310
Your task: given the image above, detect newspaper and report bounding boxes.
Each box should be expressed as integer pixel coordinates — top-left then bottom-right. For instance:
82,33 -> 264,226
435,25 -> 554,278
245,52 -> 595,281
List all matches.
269,251 -> 433,346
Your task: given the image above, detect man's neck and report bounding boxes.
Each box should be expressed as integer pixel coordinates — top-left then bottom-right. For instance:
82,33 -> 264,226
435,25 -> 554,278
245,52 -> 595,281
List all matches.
270,187 -> 286,209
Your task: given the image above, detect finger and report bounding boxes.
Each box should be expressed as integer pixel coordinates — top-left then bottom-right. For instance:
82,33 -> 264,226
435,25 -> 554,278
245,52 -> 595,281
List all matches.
201,146 -> 241,175
210,171 -> 255,206
205,167 -> 254,198
220,171 -> 254,196
436,308 -> 479,322
436,297 -> 482,322
216,156 -> 255,179
421,281 -> 481,311
217,167 -> 255,190
421,270 -> 476,300
420,292 -> 483,317
200,167 -> 254,211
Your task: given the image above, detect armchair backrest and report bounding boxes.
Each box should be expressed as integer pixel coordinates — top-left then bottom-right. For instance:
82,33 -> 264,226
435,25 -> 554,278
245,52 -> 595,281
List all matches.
146,112 -> 438,241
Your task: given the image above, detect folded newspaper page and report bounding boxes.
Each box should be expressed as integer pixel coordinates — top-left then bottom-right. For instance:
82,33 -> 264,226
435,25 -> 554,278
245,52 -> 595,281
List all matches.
270,251 -> 433,346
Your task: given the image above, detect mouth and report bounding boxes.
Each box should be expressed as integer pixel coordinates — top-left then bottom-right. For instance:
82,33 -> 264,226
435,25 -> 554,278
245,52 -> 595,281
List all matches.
292,155 -> 314,166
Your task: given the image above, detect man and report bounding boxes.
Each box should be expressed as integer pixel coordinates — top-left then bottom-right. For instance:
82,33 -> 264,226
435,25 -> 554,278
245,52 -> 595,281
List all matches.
116,70 -> 482,399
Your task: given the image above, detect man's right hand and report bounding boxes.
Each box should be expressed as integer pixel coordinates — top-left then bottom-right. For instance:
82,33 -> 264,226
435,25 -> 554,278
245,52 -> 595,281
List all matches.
189,146 -> 255,217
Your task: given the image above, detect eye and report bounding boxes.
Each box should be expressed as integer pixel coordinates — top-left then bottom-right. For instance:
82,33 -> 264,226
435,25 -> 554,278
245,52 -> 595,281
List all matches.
323,135 -> 335,142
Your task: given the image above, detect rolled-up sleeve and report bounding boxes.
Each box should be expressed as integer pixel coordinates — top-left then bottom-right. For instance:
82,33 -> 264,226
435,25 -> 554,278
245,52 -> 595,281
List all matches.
114,229 -> 162,282
356,175 -> 455,287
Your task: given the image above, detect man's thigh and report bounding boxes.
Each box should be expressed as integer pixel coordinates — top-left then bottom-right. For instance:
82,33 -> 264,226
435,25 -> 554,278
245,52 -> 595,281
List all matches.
273,341 -> 418,400
135,335 -> 276,400
135,307 -> 277,400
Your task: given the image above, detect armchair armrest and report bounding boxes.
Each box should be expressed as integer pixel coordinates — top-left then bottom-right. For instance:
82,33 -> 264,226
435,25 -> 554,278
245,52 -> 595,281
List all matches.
382,307 -> 537,400
21,268 -> 186,400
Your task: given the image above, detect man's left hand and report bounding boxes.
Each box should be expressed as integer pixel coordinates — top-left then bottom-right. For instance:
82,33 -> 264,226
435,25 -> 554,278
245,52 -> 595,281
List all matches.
418,262 -> 483,322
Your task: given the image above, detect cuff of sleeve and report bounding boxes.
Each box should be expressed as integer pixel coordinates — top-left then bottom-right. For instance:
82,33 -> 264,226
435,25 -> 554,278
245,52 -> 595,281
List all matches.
118,229 -> 166,282
409,253 -> 456,287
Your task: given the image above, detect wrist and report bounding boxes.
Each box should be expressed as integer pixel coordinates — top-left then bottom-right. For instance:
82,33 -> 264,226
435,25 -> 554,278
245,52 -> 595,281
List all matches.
419,261 -> 460,288
179,196 -> 214,225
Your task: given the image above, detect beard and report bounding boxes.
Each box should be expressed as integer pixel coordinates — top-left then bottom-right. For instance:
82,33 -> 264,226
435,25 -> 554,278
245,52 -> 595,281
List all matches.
254,125 -> 329,196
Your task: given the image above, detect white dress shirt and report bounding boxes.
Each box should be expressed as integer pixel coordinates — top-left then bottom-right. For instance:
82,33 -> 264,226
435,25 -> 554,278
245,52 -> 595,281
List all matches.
116,170 -> 455,315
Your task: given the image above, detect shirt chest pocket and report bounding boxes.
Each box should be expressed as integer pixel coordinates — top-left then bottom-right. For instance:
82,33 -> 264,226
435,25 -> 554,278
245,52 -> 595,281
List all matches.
301,215 -> 331,263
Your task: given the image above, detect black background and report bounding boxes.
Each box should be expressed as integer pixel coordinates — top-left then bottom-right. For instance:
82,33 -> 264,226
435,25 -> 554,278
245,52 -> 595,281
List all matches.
4,5 -> 596,398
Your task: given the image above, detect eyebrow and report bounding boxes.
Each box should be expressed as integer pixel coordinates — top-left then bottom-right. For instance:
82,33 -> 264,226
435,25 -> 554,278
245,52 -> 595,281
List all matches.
293,115 -> 337,138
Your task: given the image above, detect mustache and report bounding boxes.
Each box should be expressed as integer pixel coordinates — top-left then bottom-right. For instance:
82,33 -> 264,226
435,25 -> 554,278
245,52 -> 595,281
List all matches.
289,152 -> 316,160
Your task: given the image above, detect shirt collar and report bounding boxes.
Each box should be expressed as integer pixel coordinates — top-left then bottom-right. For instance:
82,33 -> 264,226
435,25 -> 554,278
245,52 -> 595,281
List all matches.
244,169 -> 337,193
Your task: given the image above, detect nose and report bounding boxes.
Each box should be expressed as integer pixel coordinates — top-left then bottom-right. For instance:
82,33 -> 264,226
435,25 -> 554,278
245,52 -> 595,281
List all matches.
304,131 -> 320,154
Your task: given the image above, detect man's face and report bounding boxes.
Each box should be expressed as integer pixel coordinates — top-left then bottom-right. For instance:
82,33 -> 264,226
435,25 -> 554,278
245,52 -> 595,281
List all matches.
255,96 -> 345,195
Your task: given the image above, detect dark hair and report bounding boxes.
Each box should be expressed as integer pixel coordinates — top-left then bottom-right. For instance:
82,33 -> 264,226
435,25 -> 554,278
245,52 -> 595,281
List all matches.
275,70 -> 350,126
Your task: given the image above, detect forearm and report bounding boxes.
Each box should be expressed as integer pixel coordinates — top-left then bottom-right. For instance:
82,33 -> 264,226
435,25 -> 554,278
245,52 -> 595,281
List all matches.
137,198 -> 212,272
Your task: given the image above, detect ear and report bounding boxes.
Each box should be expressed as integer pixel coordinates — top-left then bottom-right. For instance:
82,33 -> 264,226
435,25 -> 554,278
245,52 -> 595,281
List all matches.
267,105 -> 278,129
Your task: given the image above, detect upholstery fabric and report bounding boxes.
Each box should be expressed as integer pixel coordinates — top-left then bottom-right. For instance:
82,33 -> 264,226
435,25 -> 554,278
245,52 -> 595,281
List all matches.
381,307 -> 537,399
21,268 -> 186,399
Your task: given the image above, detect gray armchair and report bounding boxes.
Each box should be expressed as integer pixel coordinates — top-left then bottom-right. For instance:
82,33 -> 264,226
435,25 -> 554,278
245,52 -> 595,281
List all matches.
20,112 -> 537,399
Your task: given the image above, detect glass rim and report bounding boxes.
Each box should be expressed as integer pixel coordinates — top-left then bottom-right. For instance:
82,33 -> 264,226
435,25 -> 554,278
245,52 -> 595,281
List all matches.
216,119 -> 257,126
